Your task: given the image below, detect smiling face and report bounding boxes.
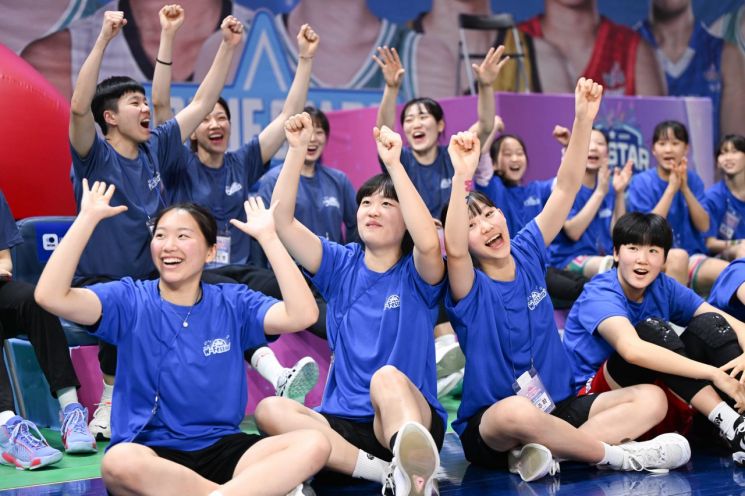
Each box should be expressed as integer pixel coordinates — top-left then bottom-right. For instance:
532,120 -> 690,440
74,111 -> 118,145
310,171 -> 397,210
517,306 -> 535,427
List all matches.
614,243 -> 666,298
652,128 -> 689,173
191,102 -> 231,156
718,140 -> 745,178
466,199 -> 512,262
305,119 -> 327,165
150,209 -> 216,287
356,190 -> 407,250
496,136 -> 528,183
586,129 -> 609,171
107,91 -> 151,143
402,103 -> 444,156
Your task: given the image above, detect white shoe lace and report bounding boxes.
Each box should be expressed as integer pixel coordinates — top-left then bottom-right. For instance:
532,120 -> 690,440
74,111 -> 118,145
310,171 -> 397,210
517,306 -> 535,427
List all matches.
621,444 -> 669,474
381,461 -> 397,495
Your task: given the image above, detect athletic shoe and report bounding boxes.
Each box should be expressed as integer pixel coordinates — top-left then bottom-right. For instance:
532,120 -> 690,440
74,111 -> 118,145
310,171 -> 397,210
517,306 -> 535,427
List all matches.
276,357 -> 320,404
617,433 -> 691,473
286,482 -> 316,495
727,415 -> 745,466
508,443 -> 560,482
436,369 -> 464,398
597,255 -> 615,274
88,401 -> 112,441
382,421 -> 440,495
435,341 -> 465,379
60,403 -> 97,453
0,416 -> 63,470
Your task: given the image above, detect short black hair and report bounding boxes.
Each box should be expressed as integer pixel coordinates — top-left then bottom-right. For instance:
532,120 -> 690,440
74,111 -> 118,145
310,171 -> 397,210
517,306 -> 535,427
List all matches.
400,97 -> 444,126
652,120 -> 689,145
92,76 -> 146,135
152,202 -> 218,247
304,105 -> 330,137
718,134 -> 745,157
440,191 -> 498,226
612,212 -> 672,257
190,96 -> 230,152
355,174 -> 414,255
592,126 -> 610,145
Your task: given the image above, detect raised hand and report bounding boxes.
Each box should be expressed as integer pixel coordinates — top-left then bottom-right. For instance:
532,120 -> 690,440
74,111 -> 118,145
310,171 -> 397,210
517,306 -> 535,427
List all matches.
596,163 -> 611,195
472,45 -> 508,87
221,15 -> 244,47
448,131 -> 481,178
675,156 -> 689,190
79,179 -> 128,221
613,159 -> 634,193
552,125 -> 571,147
574,77 -> 603,122
374,125 -> 403,169
100,11 -> 127,42
297,24 -> 319,58
372,46 -> 405,89
159,4 -> 184,33
230,197 -> 277,242
713,369 -> 745,412
284,112 -> 313,148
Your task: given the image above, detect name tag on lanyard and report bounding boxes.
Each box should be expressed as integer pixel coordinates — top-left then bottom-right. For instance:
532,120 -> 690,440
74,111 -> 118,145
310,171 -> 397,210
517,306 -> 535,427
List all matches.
512,366 -> 555,413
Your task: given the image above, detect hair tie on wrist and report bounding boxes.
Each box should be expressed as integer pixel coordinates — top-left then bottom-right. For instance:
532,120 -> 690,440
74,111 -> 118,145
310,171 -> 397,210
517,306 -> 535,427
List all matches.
156,58 -> 173,66
464,179 -> 474,192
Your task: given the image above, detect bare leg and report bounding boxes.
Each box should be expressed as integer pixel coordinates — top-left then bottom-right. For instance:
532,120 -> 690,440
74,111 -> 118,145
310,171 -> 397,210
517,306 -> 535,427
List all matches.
691,257 -> 728,295
664,248 -> 689,285
433,321 -> 455,339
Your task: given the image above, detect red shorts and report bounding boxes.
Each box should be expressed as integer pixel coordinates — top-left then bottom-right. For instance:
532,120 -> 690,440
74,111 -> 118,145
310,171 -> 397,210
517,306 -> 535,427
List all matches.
578,361 -> 694,437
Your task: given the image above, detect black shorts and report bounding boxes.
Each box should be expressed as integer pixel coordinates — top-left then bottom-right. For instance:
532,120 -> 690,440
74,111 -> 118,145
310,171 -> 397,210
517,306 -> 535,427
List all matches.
460,394 -> 599,469
150,432 -> 263,484
321,403 -> 446,462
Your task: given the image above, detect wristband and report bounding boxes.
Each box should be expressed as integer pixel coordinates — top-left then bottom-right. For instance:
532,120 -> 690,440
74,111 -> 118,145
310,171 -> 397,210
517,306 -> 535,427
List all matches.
464,179 -> 474,192
156,58 -> 172,66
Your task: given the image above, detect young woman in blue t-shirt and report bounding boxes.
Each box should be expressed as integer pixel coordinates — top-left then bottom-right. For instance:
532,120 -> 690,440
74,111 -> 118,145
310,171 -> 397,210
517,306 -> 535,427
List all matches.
444,78 -> 690,481
34,180 -> 329,496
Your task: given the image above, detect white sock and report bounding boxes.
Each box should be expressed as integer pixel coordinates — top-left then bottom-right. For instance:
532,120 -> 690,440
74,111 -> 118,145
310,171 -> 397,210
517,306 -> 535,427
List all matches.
597,442 -> 625,468
56,387 -> 79,411
250,347 -> 285,388
435,334 -> 457,348
101,381 -> 114,404
709,401 -> 740,440
0,410 -> 16,426
352,450 -> 389,483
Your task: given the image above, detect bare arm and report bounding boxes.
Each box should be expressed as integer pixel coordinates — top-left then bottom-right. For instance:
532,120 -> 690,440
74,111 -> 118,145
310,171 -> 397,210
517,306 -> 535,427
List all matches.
677,159 -> 710,233
271,113 -> 323,273
258,24 -> 318,163
0,249 -> 12,278
720,43 -> 745,137
376,126 -> 445,285
471,46 -> 507,151
562,167 -> 609,242
151,5 -> 185,125
634,38 -> 667,96
231,198 -> 318,334
536,78 -> 603,246
651,179 -> 679,218
35,180 -> 128,325
174,16 -> 242,143
610,159 -> 633,228
373,46 -> 404,130
69,11 -> 127,157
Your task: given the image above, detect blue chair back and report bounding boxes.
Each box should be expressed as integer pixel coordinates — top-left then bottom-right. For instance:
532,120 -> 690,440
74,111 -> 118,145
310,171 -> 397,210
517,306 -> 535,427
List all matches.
11,216 -> 74,284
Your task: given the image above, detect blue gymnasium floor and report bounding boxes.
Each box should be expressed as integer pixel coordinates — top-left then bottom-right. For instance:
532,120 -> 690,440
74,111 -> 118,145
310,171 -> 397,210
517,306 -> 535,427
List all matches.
2,437 -> 745,496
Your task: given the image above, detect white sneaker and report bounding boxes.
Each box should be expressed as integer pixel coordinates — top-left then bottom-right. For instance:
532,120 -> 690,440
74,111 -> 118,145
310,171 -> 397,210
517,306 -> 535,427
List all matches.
508,443 -> 560,482
617,433 -> 691,473
285,483 -> 316,495
382,422 -> 440,495
435,341 -> 465,379
88,401 -> 112,441
276,357 -> 320,404
598,255 -> 615,274
436,369 -> 464,398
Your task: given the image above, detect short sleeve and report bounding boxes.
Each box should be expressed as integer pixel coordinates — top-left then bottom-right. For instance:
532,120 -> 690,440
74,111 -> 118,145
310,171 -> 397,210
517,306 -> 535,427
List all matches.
444,269 -> 484,342
307,237 -> 358,301
405,255 -> 445,308
255,167 -> 279,206
86,278 -> 138,344
573,281 -> 630,335
235,285 -> 278,351
667,277 -> 704,325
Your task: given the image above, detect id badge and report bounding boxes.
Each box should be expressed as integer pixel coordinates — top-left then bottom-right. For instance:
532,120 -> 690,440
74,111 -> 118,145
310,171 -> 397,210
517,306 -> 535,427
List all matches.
512,367 -> 555,413
216,235 -> 231,265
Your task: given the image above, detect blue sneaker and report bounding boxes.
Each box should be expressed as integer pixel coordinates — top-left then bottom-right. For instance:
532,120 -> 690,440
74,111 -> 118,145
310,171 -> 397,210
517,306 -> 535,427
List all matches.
0,416 -> 63,470
60,403 -> 97,454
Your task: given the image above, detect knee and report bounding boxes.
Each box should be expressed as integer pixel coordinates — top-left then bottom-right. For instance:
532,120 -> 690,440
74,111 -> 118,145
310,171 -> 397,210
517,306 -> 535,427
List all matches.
665,249 -> 689,271
297,430 -> 332,472
101,444 -> 142,491
370,365 -> 408,396
634,317 -> 685,353
255,396 -> 296,434
627,384 -> 668,423
686,313 -> 739,349
485,396 -> 543,437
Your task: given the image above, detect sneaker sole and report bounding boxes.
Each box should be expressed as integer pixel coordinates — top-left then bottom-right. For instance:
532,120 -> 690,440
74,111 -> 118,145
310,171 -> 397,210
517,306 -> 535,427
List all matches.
282,358 -> 320,402
2,450 -> 63,470
397,423 -> 440,495
508,444 -> 553,482
436,371 -> 463,398
64,440 -> 98,454
436,344 -> 466,379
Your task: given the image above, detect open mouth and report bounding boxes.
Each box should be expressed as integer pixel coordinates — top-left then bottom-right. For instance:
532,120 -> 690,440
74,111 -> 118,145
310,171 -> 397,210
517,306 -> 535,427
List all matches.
412,131 -> 426,141
633,268 -> 648,276
307,145 -> 318,153
485,233 -> 502,247
162,257 -> 183,266
140,119 -> 150,129
208,132 -> 224,143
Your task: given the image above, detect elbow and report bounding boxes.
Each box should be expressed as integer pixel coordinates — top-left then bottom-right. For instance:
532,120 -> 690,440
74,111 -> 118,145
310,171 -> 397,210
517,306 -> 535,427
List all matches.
564,228 -> 581,242
299,301 -> 320,330
33,286 -> 53,313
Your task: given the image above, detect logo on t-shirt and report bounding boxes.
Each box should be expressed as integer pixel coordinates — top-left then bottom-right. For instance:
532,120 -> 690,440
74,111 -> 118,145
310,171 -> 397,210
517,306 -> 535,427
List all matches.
440,178 -> 452,190
524,196 -> 541,207
322,196 -> 341,209
148,173 -> 161,191
527,287 -> 547,311
384,294 -> 401,310
599,208 -> 612,219
203,336 -> 231,356
225,182 -> 243,196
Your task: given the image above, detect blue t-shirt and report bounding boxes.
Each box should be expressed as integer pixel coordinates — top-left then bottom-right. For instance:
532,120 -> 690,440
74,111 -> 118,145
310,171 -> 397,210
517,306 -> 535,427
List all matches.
309,238 -> 446,424
163,139 -> 266,265
627,167 -> 708,255
398,146 -> 453,219
88,278 -> 276,451
638,21 -> 724,142
71,119 -> 186,280
563,269 -> 704,391
549,185 -> 615,268
476,176 -> 553,234
703,180 -> 745,242
256,163 -> 357,244
445,220 -> 573,436
709,258 -> 745,321
0,190 -> 22,251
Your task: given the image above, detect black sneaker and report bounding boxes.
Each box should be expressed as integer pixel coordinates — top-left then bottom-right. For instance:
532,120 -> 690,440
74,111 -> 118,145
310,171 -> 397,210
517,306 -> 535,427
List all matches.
727,415 -> 745,466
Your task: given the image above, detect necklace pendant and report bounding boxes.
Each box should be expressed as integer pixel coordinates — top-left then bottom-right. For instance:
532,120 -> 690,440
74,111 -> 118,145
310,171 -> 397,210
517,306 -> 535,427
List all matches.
183,321 -> 189,328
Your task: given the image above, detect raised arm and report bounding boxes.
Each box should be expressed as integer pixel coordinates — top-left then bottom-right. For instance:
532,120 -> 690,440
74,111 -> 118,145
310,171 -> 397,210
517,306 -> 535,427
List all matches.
650,169 -> 680,218
471,46 -> 507,151
445,132 -> 481,301
562,165 -> 610,241
258,24 -> 319,163
470,116 -> 503,187
375,126 -> 445,285
610,159 -> 633,227
69,11 -> 127,157
535,78 -> 602,246
151,4 -> 185,125
174,15 -> 243,143
271,113 -> 323,273
231,197 -> 318,334
35,180 -> 128,325
373,46 -> 404,130
676,158 -> 710,233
